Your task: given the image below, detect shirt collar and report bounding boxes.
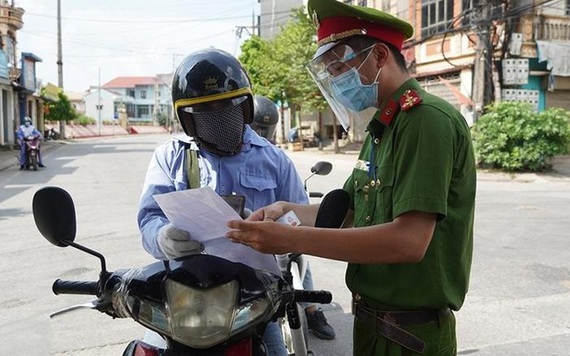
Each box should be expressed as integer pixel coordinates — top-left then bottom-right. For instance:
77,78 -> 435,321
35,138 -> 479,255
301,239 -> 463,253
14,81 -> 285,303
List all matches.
242,125 -> 270,150
367,78 -> 421,136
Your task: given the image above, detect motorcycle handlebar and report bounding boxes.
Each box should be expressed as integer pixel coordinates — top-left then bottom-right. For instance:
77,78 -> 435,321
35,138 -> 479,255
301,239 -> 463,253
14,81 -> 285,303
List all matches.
52,279 -> 98,296
293,289 -> 332,304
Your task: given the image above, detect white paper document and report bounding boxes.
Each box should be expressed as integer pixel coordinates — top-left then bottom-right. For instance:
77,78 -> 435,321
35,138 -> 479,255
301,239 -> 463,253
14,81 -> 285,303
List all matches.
153,187 -> 240,243
153,187 -> 281,275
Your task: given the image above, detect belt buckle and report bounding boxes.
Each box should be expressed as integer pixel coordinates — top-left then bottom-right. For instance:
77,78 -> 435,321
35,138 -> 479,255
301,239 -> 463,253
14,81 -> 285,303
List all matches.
381,312 -> 398,326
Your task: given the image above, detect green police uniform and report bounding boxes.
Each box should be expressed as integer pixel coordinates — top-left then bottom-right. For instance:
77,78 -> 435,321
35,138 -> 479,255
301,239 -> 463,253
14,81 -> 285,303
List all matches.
343,79 -> 476,355
307,0 -> 476,354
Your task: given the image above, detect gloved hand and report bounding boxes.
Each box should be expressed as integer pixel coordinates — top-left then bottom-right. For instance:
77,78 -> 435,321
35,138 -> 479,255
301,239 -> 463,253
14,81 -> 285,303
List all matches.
158,224 -> 203,260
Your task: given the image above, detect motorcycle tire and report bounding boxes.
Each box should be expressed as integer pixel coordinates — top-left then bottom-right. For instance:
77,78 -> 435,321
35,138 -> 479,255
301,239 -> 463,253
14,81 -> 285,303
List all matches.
31,155 -> 38,171
280,303 -> 309,356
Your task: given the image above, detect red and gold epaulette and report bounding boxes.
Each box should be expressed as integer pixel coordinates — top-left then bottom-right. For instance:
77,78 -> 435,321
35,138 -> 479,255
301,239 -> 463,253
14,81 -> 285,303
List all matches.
399,89 -> 422,111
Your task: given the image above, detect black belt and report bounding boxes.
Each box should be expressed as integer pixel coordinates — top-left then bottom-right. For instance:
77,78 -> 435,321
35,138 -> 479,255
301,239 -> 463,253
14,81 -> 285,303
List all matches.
353,303 -> 451,354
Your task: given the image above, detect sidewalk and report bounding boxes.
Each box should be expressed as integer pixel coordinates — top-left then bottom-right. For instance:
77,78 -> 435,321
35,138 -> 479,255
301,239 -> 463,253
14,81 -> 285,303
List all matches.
1,137 -> 570,182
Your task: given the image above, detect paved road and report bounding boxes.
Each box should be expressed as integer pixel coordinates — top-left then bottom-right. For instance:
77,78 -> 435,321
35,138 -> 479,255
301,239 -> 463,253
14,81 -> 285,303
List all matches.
1,134 -> 570,355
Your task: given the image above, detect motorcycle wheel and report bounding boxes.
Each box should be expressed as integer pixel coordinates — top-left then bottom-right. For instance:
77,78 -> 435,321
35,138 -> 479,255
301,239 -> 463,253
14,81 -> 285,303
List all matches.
280,303 -> 309,355
31,155 -> 38,171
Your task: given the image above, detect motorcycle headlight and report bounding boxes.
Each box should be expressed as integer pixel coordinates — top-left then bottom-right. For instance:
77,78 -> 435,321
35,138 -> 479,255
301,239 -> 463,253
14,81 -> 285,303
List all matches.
123,274 -> 279,349
166,279 -> 277,348
166,279 -> 238,348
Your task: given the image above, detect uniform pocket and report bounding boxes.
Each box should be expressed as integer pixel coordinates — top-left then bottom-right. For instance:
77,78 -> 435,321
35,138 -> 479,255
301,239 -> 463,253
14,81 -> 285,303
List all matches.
240,172 -> 278,209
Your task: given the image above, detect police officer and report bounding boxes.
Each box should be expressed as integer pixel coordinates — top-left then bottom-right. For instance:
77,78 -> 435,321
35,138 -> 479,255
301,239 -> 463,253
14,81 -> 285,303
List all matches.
226,0 -> 477,354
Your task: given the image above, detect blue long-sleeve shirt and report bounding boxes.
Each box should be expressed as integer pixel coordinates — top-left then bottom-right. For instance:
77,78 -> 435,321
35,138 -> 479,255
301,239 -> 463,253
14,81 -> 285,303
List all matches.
137,126 -> 309,260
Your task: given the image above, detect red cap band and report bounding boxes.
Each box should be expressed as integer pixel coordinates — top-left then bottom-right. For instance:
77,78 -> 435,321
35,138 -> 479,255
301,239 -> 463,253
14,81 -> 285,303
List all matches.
317,16 -> 406,50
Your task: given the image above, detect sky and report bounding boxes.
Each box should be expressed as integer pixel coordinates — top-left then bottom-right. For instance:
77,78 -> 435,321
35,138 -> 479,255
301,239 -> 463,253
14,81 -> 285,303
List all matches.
16,0 -> 260,93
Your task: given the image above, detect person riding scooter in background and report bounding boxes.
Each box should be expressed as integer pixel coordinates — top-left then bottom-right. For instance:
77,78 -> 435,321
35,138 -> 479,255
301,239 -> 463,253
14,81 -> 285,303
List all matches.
16,117 -> 45,170
251,94 -> 337,341
138,49 -> 333,355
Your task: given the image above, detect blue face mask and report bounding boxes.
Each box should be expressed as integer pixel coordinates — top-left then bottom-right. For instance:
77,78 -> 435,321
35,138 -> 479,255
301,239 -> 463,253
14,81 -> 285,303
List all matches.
329,49 -> 382,113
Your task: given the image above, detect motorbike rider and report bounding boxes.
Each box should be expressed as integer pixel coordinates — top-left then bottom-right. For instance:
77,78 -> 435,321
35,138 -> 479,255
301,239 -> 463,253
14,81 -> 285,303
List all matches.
16,117 -> 45,170
137,48 -> 333,355
251,94 -> 336,340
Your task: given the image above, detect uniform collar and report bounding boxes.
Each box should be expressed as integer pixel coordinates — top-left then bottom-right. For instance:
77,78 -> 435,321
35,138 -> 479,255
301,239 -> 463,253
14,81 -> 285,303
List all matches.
367,78 -> 422,137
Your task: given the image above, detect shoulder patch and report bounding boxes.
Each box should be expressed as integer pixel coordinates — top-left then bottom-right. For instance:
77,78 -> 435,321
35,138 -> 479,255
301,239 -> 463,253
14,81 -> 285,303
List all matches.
399,89 -> 422,112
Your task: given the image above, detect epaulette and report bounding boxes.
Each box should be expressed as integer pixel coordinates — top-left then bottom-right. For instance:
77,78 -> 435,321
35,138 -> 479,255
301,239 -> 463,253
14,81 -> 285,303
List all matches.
399,89 -> 422,111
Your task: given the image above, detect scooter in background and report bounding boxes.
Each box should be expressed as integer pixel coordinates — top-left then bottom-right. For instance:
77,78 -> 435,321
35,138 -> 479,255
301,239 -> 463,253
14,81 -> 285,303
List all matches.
23,135 -> 41,171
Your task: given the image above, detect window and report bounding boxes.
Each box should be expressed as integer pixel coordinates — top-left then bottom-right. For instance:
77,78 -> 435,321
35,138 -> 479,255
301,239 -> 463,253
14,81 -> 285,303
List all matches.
357,0 -> 367,6
140,90 -> 147,99
128,90 -> 135,97
137,106 -> 150,117
421,0 -> 454,38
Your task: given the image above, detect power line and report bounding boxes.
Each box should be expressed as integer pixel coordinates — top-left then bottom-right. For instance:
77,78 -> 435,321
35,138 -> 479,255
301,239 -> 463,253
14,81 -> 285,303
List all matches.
23,9 -> 293,24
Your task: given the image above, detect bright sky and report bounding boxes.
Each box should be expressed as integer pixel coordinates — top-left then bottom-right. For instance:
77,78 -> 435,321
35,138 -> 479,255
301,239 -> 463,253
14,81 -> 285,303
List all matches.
16,0 -> 259,93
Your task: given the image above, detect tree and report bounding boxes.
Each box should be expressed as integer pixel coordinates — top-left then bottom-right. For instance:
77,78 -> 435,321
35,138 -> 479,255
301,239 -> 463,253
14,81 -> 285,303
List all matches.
239,8 -> 329,147
272,8 -> 327,116
42,91 -> 77,122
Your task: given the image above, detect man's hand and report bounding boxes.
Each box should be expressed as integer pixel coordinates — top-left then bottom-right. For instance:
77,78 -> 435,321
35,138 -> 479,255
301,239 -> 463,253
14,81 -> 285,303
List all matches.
247,202 -> 288,222
158,224 -> 203,259
226,220 -> 297,254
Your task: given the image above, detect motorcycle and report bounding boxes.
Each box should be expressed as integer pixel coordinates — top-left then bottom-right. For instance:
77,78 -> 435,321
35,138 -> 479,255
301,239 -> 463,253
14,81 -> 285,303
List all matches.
45,127 -> 59,140
32,186 -> 345,355
277,161 -> 348,356
22,134 -> 41,171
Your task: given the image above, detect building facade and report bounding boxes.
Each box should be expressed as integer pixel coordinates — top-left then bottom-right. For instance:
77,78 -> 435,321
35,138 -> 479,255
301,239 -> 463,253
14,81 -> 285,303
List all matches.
0,1 -> 23,147
259,0 -> 570,144
101,75 -> 172,124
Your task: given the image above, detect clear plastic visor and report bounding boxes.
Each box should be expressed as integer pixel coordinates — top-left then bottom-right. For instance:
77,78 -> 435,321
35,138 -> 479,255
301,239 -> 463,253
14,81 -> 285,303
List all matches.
307,43 -> 378,131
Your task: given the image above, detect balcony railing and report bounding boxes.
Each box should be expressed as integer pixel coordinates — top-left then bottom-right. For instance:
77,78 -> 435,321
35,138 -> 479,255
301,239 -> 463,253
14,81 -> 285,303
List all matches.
0,4 -> 24,30
534,15 -> 570,42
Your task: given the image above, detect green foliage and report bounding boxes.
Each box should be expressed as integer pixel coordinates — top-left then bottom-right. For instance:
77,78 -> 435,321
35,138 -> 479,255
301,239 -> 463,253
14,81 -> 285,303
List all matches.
75,115 -> 96,125
239,8 -> 327,115
42,90 -> 77,122
472,101 -> 570,172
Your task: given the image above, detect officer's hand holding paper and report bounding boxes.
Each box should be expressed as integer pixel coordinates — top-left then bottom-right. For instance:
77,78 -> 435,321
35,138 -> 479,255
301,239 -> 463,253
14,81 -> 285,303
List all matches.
153,187 -> 280,275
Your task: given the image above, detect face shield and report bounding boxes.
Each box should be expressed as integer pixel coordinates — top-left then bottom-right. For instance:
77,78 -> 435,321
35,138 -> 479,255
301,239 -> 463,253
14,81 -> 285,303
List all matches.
307,43 -> 379,131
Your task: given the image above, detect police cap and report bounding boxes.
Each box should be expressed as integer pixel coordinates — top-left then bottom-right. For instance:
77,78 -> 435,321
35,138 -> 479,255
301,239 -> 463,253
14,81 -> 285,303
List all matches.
308,0 -> 414,59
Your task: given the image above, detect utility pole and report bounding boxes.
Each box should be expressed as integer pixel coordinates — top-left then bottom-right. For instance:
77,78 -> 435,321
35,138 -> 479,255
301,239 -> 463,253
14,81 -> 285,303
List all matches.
98,67 -> 101,136
472,0 -> 493,122
57,0 -> 66,139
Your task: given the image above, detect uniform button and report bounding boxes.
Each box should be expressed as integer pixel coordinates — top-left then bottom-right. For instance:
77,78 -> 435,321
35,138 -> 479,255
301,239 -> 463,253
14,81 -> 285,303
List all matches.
370,180 -> 376,187
385,108 -> 392,115
373,138 -> 380,145
376,179 -> 381,186
354,180 -> 358,188
354,293 -> 361,301
365,215 -> 371,223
